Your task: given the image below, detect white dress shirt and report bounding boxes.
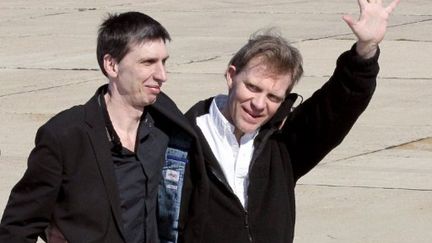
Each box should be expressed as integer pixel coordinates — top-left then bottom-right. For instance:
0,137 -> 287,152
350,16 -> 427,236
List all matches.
196,95 -> 258,208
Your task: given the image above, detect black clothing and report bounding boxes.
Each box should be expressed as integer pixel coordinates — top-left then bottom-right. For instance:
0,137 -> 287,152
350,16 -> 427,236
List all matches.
180,46 -> 379,243
113,147 -> 147,243
0,84 -> 196,243
100,88 -> 169,243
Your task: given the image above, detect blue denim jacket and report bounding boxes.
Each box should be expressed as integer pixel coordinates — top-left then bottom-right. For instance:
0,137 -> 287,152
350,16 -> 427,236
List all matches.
158,139 -> 190,243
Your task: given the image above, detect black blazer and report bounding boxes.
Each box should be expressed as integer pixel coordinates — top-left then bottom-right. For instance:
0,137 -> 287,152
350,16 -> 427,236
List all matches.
0,85 -> 199,243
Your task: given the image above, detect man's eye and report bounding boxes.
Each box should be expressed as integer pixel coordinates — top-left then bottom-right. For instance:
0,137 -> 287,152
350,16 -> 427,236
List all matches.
268,95 -> 283,103
246,84 -> 259,92
140,59 -> 157,65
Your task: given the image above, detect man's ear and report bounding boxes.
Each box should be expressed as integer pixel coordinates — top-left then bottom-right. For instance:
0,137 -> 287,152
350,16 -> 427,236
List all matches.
103,54 -> 118,78
225,65 -> 237,89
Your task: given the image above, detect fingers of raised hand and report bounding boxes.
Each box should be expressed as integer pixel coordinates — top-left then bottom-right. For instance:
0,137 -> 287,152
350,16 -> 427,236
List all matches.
385,0 -> 401,14
366,0 -> 382,3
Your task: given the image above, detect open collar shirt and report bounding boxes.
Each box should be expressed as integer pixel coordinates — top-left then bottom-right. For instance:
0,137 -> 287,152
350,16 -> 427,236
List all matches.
196,95 -> 258,208
99,88 -> 168,243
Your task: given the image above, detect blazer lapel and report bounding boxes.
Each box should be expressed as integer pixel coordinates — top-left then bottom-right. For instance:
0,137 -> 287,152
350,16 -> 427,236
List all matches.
83,90 -> 126,241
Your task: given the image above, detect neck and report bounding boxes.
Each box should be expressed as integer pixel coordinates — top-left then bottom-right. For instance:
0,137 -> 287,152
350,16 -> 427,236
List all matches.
104,92 -> 143,151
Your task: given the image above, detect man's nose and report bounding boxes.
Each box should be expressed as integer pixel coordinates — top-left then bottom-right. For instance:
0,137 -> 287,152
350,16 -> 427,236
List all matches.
154,62 -> 167,83
251,94 -> 266,111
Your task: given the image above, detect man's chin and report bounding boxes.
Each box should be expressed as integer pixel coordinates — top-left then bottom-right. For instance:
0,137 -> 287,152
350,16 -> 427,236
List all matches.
140,97 -> 157,108
238,123 -> 260,135
149,97 -> 157,104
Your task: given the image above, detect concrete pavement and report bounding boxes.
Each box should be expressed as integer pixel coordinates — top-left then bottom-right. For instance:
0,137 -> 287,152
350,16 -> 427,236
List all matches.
0,1 -> 431,242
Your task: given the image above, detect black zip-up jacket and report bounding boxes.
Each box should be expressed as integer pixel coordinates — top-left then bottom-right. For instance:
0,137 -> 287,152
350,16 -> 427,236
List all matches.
180,45 -> 379,243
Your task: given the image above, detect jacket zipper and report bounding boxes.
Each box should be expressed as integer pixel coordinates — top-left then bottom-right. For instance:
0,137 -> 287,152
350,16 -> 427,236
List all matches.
205,130 -> 279,243
244,211 -> 253,242
204,119 -> 280,243
208,166 -> 253,242
249,128 -> 276,174
241,129 -> 277,243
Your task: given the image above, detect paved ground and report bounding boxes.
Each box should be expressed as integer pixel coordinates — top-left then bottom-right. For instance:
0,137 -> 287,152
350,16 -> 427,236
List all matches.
0,0 -> 431,242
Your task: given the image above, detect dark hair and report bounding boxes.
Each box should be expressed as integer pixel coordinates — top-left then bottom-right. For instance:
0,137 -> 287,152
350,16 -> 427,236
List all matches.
96,11 -> 171,76
228,29 -> 303,92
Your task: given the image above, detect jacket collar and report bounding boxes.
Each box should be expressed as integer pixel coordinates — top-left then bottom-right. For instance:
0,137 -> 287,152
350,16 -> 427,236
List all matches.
262,93 -> 298,130
83,84 -> 127,241
150,91 -> 197,140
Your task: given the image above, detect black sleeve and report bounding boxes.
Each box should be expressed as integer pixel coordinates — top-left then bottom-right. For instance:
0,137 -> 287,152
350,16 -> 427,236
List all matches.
0,124 -> 63,242
282,44 -> 380,181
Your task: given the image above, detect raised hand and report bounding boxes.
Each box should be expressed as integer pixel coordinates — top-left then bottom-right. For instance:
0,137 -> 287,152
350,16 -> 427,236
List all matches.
342,0 -> 400,58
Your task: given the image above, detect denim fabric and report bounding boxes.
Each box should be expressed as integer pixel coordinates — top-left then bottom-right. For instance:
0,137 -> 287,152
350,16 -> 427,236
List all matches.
158,147 -> 189,243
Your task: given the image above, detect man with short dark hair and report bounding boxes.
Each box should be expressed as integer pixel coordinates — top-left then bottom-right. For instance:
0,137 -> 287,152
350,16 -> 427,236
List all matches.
178,0 -> 400,242
0,11 -> 199,243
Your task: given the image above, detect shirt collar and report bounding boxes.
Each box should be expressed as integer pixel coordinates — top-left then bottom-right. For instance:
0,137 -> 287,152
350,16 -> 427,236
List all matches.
210,95 -> 258,143
98,86 -> 152,153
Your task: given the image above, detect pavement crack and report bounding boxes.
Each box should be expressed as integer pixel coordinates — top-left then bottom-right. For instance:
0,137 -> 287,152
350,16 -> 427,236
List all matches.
76,8 -> 97,12
29,12 -> 69,19
379,76 -> 432,80
390,18 -> 432,27
332,137 -> 432,162
183,56 -> 221,64
386,137 -> 432,151
0,66 -> 99,72
304,75 -> 432,81
0,79 -> 97,98
297,18 -> 432,43
297,183 -> 432,192
392,38 -> 432,43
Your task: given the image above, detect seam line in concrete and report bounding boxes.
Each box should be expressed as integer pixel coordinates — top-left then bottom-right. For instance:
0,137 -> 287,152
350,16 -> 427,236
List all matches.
0,67 -> 99,72
332,136 -> 432,162
296,18 -> 432,43
297,183 -> 432,192
0,79 -> 98,98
